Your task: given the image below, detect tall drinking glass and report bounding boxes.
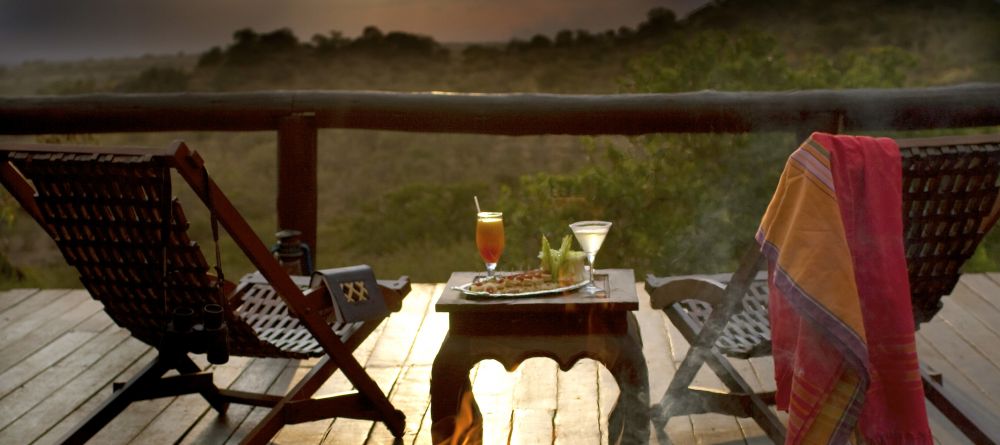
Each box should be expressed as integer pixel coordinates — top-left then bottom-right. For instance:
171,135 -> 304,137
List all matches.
476,212 -> 504,277
569,220 -> 612,294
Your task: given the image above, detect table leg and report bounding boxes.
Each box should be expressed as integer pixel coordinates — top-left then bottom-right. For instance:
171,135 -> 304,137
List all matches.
431,333 -> 483,443
605,314 -> 650,445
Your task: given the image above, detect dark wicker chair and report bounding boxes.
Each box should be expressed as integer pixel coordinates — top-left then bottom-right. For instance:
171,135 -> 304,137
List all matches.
0,141 -> 410,444
645,134 -> 1000,444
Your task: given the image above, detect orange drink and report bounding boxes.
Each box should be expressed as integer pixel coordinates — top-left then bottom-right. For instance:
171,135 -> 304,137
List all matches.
476,212 -> 504,276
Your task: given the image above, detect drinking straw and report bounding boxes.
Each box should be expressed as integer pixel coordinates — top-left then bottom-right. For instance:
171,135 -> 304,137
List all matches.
474,195 -> 482,213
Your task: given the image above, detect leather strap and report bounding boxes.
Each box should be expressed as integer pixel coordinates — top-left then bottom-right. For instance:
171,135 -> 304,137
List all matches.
201,166 -> 226,309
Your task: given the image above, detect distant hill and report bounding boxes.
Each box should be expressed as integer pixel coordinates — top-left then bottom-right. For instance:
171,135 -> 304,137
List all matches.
682,0 -> 1000,84
4,0 -> 1000,286
2,0 -> 998,96
0,54 -> 197,96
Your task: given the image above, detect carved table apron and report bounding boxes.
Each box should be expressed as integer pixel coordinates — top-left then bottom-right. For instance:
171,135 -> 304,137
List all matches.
431,269 -> 650,444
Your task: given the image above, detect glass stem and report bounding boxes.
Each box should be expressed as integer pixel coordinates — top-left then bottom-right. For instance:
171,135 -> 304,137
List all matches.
486,262 -> 497,278
586,253 -> 596,284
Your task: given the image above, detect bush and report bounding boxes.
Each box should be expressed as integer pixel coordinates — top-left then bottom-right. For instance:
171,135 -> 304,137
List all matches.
501,30 -> 917,277
116,66 -> 190,92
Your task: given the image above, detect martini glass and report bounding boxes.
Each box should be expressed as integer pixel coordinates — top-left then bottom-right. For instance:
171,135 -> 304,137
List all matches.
476,212 -> 504,278
569,220 -> 612,294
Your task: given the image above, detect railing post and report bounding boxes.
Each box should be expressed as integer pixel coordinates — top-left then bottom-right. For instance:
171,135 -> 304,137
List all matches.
277,113 -> 318,264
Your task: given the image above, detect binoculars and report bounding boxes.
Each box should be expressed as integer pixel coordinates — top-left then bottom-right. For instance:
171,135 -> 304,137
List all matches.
165,304 -> 230,365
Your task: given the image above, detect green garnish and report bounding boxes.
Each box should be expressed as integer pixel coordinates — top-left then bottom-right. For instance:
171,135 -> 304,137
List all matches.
539,234 -> 581,283
540,235 -> 553,273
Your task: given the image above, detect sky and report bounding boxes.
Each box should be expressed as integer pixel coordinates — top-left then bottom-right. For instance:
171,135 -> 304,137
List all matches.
0,0 -> 708,65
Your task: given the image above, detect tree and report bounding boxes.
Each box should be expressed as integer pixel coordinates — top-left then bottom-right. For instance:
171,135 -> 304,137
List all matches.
635,7 -> 677,39
311,31 -> 350,55
198,46 -> 224,67
498,30 -> 917,276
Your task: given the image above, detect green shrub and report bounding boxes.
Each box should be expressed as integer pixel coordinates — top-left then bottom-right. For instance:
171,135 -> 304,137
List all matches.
116,66 -> 190,92
501,30 -> 919,277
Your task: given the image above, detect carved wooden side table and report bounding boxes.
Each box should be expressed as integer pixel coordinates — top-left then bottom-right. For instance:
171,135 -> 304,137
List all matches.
430,269 -> 649,444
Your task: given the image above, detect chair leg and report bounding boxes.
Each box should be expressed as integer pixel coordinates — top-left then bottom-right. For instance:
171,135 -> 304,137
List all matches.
58,355 -> 171,445
240,357 -> 339,445
702,348 -> 786,444
651,347 -> 707,428
922,365 -> 1000,445
173,354 -> 230,414
239,355 -> 406,445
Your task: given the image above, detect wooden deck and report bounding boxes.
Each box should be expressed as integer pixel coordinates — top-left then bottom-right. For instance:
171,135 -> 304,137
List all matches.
1,275 -> 999,445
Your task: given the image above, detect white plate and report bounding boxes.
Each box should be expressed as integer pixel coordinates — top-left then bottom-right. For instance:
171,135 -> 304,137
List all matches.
452,278 -> 588,298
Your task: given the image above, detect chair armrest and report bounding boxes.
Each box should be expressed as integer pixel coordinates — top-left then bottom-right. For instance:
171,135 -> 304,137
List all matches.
645,274 -> 726,309
378,276 -> 411,313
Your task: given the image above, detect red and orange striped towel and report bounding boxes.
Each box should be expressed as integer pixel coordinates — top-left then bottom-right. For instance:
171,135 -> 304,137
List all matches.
756,132 -> 932,444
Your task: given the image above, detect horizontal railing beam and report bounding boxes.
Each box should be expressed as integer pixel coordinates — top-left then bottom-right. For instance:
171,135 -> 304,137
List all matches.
1,83 -> 999,136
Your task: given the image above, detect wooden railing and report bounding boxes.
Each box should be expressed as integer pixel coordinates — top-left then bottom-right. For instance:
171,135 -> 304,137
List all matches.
2,83 -> 1000,255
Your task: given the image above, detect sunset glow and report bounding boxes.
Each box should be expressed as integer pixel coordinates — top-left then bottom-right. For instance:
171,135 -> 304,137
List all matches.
0,0 -> 707,64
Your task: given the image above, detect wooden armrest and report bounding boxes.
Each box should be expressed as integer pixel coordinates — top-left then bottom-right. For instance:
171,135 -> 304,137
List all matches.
378,276 -> 411,313
645,275 -> 726,310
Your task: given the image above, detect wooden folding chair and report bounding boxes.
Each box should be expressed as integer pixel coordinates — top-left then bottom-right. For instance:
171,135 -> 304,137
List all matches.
0,141 -> 410,444
645,134 -> 1000,444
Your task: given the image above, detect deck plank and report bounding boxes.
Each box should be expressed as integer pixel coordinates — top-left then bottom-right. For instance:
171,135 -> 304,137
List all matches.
743,356 -> 787,444
984,272 -> 1000,286
917,326 -> 1000,444
178,357 -> 291,445
724,348 -> 770,442
925,400 -> 976,445
126,356 -> 250,445
281,334 -> 388,444
554,360 -> 602,445
919,312 -> 1000,411
951,275 -> 1000,338
0,329 -> 96,399
934,283 -> 1000,380
596,364 -> 618,445
287,284 -> 437,445
365,284 -> 448,445
0,288 -> 38,315
323,283 -> 436,443
87,353 -> 180,445
353,283 -> 437,443
662,311 -> 745,445
0,290 -> 104,374
21,327 -> 135,445
224,360 -> 303,444
185,284 -> 407,444
0,289 -> 75,349
2,277 -> 1000,444
635,283 -> 689,445
374,364 -> 434,444
43,323 -> 170,445
404,284 -> 456,445
472,360 -> 510,445
413,399 -> 436,445
0,334 -> 149,443
0,289 -> 64,326
509,358 -> 558,444
271,316 -> 393,444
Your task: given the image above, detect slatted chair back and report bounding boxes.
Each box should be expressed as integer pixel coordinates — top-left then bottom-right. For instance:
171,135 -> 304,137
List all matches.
899,134 -> 1000,323
645,133 -> 1000,445
0,141 -> 409,443
2,147 -> 328,359
663,134 -> 1000,360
